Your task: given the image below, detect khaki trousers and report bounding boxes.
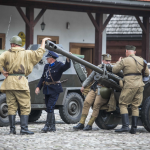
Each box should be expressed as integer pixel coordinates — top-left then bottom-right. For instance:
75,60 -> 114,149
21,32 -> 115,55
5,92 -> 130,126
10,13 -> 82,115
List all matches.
119,87 -> 144,116
82,90 -> 108,117
6,90 -> 31,115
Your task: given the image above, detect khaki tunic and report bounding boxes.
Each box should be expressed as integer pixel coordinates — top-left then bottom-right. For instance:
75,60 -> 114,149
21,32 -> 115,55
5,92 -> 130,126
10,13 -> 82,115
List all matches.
0,47 -> 45,115
112,54 -> 149,116
0,47 -> 45,91
112,54 -> 149,89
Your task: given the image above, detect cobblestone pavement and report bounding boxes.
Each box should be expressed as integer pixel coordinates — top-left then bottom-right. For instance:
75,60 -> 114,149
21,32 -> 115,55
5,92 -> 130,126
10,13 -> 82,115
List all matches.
0,110 -> 150,150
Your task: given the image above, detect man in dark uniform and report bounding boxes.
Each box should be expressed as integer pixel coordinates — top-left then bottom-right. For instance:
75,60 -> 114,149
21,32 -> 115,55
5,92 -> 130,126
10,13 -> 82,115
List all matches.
35,50 -> 71,133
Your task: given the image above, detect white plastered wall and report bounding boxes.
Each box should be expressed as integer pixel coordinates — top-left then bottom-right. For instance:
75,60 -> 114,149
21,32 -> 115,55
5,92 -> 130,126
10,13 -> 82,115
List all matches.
0,5 -> 106,54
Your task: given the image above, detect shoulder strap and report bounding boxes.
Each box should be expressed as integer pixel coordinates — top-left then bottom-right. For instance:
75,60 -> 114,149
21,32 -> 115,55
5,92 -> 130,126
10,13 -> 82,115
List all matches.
130,56 -> 143,67
48,67 -> 56,84
8,49 -> 19,72
130,56 -> 146,76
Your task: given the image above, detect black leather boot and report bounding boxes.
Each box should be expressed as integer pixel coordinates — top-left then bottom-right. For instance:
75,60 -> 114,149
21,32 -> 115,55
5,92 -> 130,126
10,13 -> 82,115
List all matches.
83,125 -> 92,131
20,115 -> 34,135
9,115 -> 16,135
115,114 -> 129,133
130,116 -> 138,134
41,113 -> 52,133
73,123 -> 84,130
49,113 -> 56,132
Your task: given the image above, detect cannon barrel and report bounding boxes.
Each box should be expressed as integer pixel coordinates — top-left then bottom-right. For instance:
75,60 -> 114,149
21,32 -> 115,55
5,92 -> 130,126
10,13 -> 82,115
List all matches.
105,64 -> 124,78
45,41 -> 122,84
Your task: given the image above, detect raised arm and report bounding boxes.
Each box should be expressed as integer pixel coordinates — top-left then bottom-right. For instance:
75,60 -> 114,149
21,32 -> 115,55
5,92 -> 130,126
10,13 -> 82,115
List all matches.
112,58 -> 124,74
27,38 -> 51,66
60,58 -> 71,72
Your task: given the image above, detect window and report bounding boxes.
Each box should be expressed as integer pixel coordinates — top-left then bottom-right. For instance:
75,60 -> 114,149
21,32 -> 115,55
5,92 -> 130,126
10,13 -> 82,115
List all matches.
37,35 -> 59,44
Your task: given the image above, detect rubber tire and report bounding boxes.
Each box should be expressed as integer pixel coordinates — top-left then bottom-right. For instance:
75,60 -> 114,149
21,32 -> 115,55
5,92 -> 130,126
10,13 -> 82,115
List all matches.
141,96 -> 150,132
18,110 -> 42,122
28,110 -> 42,122
59,92 -> 83,124
0,94 -> 9,127
95,110 -> 118,130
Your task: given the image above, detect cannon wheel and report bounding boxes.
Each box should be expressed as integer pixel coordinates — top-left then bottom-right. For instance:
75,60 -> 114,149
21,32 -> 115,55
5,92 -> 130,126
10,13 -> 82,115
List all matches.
0,94 -> 9,127
28,110 -> 42,122
18,110 -> 42,122
59,92 -> 83,124
141,96 -> 150,132
95,110 -> 118,130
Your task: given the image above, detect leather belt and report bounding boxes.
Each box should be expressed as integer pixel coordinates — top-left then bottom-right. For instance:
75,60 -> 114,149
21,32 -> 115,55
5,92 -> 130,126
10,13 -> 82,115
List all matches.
124,73 -> 142,76
45,81 -> 61,85
9,74 -> 25,76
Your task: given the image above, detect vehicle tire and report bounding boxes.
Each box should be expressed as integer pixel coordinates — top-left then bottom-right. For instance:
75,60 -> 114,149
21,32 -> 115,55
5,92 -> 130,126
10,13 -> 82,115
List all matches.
18,110 -> 42,122
59,92 -> 83,124
28,110 -> 42,122
0,94 -> 9,127
95,110 -> 118,130
141,96 -> 150,132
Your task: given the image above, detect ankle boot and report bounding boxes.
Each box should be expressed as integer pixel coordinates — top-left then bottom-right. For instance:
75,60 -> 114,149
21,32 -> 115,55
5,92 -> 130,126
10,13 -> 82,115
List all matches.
83,116 -> 96,131
83,125 -> 92,131
41,113 -> 52,133
20,115 -> 34,135
9,115 -> 16,134
73,114 -> 87,130
115,114 -> 129,133
130,116 -> 138,134
73,123 -> 84,130
49,113 -> 56,132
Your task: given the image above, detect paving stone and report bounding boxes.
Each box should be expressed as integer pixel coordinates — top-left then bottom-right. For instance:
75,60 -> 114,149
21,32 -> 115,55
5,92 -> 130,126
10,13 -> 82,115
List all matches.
0,109 -> 150,150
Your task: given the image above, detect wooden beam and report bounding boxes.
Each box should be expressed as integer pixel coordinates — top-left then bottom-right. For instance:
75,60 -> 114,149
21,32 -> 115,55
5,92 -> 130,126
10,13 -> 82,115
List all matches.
87,12 -> 99,32
142,16 -> 150,61
2,1 -> 150,17
94,13 -> 103,65
135,16 -> 147,34
16,6 -> 30,27
33,9 -> 46,27
26,7 -> 34,49
145,17 -> 150,62
102,14 -> 113,33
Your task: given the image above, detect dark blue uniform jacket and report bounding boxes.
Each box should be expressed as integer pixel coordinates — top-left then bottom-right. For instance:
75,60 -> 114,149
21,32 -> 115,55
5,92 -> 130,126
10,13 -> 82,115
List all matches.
37,59 -> 71,95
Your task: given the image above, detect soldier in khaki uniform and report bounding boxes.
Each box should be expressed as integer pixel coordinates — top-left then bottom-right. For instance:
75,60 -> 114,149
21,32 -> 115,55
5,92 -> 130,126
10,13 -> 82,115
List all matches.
73,54 -> 111,131
112,45 -> 149,134
0,36 -> 50,135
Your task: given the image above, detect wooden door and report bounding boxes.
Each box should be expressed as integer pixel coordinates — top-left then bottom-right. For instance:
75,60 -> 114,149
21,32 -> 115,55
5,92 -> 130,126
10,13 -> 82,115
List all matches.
70,47 -> 81,55
81,48 -> 93,76
0,34 -> 5,49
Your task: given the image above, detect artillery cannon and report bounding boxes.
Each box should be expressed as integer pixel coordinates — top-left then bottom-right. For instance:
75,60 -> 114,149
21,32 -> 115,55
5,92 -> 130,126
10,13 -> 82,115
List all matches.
46,40 -> 150,132
45,41 -> 122,91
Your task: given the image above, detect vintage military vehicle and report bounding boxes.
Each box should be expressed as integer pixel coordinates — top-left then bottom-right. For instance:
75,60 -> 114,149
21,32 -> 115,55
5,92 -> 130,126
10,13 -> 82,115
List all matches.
0,45 -> 88,127
45,40 -> 150,132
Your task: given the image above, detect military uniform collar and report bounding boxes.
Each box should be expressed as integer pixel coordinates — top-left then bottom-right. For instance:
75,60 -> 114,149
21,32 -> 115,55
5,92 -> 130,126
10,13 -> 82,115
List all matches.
129,54 -> 135,57
10,47 -> 25,52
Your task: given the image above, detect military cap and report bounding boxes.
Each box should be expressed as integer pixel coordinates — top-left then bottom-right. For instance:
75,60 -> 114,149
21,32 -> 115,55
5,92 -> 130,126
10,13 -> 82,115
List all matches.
102,54 -> 111,61
10,36 -> 22,46
126,45 -> 136,51
45,50 -> 59,59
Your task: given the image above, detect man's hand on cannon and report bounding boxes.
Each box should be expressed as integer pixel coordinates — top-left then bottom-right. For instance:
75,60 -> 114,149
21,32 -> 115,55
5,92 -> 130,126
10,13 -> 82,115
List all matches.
67,52 -> 72,62
41,37 -> 51,50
